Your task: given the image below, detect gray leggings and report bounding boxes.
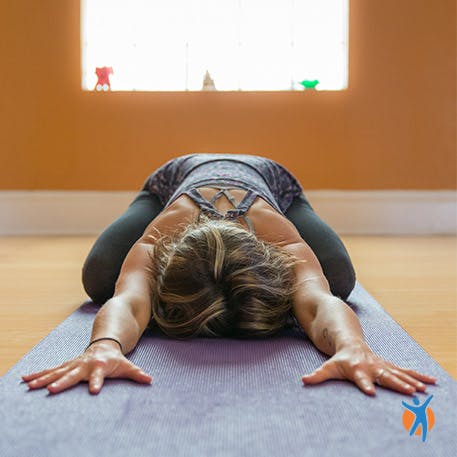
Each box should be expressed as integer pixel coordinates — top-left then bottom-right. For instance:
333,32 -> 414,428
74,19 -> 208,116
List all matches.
82,191 -> 356,304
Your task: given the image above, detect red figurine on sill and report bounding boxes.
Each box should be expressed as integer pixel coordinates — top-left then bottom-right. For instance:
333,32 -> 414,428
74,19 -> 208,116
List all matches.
94,67 -> 113,91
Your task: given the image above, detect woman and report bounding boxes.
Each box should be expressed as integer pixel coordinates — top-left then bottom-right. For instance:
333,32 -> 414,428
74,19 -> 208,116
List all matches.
22,153 -> 436,396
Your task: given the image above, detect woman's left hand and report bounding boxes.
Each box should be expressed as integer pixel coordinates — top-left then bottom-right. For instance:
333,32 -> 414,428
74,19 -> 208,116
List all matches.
301,342 -> 437,396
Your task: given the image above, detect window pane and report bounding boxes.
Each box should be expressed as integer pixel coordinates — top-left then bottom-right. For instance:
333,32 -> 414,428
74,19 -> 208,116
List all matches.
81,0 -> 348,91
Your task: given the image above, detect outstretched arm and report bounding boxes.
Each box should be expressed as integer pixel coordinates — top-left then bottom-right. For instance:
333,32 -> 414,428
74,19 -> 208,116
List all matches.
89,197 -> 198,355
255,209 -> 368,355
240,200 -> 438,397
401,401 -> 415,411
422,394 -> 434,408
21,235 -> 156,395
283,240 -> 365,353
22,199 -> 197,395
283,240 -> 437,396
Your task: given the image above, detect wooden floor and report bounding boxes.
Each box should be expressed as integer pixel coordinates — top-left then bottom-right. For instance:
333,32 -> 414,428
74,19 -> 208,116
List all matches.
0,236 -> 455,379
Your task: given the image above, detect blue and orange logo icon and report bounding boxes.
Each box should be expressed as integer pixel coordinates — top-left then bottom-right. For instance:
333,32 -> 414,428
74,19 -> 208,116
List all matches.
401,394 -> 435,442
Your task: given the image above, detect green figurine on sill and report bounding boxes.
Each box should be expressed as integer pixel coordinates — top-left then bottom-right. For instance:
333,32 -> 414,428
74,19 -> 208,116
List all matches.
299,79 -> 319,90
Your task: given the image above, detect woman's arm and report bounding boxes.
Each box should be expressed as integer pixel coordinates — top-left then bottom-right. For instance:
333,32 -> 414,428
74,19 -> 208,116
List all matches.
283,240 -> 437,396
88,238 -> 155,355
90,197 -> 199,353
284,240 -> 365,354
283,240 -> 366,354
256,211 -> 437,396
22,235 -> 158,395
22,199 -> 197,395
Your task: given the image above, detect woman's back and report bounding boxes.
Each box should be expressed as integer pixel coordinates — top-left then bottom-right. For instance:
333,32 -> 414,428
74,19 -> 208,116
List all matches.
144,153 -> 304,217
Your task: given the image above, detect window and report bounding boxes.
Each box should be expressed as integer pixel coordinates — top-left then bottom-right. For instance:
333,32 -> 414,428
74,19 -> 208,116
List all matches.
81,0 -> 349,91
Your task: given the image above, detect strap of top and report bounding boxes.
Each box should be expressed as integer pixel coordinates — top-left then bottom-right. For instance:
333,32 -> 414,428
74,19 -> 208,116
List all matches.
187,187 -> 257,234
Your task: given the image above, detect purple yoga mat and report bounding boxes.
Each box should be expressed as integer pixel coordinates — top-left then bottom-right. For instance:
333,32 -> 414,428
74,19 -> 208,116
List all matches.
0,282 -> 456,457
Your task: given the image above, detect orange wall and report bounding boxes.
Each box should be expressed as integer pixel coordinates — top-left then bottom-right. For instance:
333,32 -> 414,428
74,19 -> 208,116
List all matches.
1,0 -> 455,190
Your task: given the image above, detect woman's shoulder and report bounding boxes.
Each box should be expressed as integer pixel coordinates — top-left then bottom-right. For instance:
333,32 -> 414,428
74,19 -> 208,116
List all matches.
248,202 -> 304,247
140,195 -> 200,240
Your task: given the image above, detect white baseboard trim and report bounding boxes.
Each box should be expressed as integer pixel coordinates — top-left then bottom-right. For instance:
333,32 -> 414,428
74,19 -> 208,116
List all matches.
0,190 -> 456,235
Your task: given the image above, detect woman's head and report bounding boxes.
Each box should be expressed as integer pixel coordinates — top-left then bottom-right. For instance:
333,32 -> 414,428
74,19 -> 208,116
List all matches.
145,214 -> 305,340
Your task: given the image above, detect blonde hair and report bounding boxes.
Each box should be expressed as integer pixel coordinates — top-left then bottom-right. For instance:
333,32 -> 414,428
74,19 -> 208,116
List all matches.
145,214 -> 305,340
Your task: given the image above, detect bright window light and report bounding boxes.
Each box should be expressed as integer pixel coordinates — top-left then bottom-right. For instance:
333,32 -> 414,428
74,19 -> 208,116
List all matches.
81,0 -> 349,91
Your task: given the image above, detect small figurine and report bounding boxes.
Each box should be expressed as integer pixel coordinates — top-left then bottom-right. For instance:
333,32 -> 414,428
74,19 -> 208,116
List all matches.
95,67 -> 114,91
202,70 -> 217,91
299,79 -> 319,90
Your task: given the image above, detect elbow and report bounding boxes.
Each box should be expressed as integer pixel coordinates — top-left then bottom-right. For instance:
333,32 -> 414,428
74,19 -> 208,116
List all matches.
291,285 -> 335,337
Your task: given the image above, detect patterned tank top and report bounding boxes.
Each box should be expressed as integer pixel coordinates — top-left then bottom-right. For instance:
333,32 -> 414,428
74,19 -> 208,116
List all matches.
143,153 -> 304,233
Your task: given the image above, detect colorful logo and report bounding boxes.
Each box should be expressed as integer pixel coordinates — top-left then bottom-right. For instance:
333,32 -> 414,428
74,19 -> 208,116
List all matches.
401,394 -> 435,442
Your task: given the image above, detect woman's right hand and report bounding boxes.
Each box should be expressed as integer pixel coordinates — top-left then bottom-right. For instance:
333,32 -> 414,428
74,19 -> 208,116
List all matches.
21,340 -> 153,395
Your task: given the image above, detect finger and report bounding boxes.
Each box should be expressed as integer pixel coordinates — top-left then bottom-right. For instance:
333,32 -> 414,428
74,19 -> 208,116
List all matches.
22,362 -> 70,381
376,370 -> 416,395
47,367 -> 83,394
399,368 -> 437,384
121,364 -> 153,384
384,362 -> 437,383
387,368 -> 427,392
301,364 -> 334,385
88,366 -> 105,395
352,370 -> 376,396
27,367 -> 71,389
